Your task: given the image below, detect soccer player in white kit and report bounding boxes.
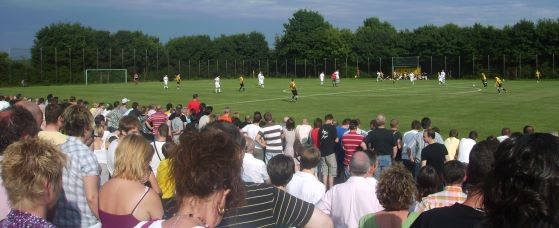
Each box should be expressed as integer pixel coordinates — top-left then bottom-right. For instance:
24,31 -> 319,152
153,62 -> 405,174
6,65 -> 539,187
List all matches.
409,72 -> 416,85
376,71 -> 383,81
438,70 -> 446,85
163,75 -> 169,89
258,72 -> 265,88
319,72 -> 324,85
214,75 -> 221,93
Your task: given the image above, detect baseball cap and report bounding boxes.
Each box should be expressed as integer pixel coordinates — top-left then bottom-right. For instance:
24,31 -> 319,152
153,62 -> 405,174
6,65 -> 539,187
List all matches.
121,98 -> 130,104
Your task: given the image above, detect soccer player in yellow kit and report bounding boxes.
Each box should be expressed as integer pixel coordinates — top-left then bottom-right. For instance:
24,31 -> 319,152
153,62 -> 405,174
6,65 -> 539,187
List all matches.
481,72 -> 488,88
536,70 -> 541,83
239,75 -> 245,92
495,76 -> 507,94
175,74 -> 181,89
289,78 -> 298,102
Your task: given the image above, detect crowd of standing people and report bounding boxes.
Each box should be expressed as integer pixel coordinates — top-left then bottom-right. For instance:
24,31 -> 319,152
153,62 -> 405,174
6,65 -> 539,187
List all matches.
0,92 -> 557,228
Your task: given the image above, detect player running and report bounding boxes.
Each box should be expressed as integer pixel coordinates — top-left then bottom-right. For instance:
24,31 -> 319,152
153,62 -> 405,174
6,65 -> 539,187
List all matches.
481,72 -> 488,88
289,78 -> 298,102
163,75 -> 169,90
258,71 -> 265,88
438,70 -> 446,85
535,69 -> 541,83
495,76 -> 507,94
239,75 -> 245,92
319,72 -> 324,85
409,72 -> 416,85
133,73 -> 139,85
175,73 -> 181,89
214,75 -> 221,93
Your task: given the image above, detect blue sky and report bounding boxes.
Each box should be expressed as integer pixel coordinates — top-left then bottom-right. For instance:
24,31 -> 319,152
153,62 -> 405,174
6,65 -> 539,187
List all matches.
1,0 -> 558,54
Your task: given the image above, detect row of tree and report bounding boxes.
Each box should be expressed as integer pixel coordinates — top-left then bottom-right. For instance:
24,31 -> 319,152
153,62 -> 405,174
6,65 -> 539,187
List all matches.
2,9 -> 558,85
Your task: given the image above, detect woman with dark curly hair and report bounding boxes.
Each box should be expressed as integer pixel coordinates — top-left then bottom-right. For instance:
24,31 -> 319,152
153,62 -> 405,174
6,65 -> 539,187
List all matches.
359,164 -> 419,228
481,133 -> 559,228
136,121 -> 246,228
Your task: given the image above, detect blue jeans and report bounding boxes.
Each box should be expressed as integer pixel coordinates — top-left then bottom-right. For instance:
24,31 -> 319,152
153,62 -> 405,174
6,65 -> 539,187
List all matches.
375,155 -> 392,178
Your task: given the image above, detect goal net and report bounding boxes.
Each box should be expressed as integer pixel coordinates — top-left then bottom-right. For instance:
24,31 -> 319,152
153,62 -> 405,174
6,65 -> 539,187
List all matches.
392,56 -> 421,79
85,69 -> 128,86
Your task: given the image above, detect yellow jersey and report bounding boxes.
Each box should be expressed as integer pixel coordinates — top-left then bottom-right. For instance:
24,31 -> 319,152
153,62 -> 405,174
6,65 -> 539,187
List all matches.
175,74 -> 181,81
289,81 -> 296,90
239,76 -> 244,84
495,77 -> 503,85
536,70 -> 541,78
482,73 -> 486,81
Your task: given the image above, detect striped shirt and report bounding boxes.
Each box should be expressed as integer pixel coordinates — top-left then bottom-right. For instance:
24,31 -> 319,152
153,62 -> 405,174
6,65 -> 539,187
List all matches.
147,111 -> 168,136
219,183 -> 314,227
260,124 -> 283,154
341,131 -> 365,166
415,186 -> 467,212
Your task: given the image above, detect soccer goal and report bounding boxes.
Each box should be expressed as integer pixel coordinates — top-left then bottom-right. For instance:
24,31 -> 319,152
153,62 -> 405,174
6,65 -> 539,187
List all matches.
84,69 -> 128,86
391,56 -> 421,80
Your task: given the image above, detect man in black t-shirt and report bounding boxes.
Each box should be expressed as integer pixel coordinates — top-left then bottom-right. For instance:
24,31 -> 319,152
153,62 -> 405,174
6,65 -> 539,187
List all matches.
319,114 -> 338,189
411,139 -> 500,228
361,114 -> 396,178
420,129 -> 449,176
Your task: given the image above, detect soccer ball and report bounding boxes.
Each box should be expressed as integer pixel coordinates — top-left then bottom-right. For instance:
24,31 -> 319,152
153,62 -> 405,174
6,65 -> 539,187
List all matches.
472,84 -> 476,87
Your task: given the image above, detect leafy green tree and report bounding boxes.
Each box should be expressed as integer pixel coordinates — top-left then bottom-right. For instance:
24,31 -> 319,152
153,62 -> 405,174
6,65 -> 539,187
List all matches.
353,17 -> 398,58
275,9 -> 333,60
0,52 -> 10,86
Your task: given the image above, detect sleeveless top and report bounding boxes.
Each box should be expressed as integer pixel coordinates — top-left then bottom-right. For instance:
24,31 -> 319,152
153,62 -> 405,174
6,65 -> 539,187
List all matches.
100,186 -> 151,228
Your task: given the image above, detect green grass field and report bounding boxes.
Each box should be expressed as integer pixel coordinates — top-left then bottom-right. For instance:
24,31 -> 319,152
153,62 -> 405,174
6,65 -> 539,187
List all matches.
2,77 -> 557,138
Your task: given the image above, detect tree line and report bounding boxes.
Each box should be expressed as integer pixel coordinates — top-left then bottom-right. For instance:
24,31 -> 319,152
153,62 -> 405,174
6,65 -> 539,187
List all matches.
1,9 -> 558,85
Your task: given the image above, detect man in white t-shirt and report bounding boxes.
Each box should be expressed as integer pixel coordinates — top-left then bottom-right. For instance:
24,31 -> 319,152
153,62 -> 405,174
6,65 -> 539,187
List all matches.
150,124 -> 168,176
457,131 -> 478,164
242,137 -> 268,183
410,72 -> 416,85
295,118 -> 313,145
402,120 -> 420,174
214,76 -> 221,93
317,151 -> 383,227
163,75 -> 169,89
287,147 -> 325,204
241,112 -> 265,160
319,72 -> 324,85
439,70 -> 446,85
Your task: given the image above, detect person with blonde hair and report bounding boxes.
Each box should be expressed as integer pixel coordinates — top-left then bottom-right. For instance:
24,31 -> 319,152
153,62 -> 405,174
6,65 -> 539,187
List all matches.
0,138 -> 67,227
99,134 -> 163,227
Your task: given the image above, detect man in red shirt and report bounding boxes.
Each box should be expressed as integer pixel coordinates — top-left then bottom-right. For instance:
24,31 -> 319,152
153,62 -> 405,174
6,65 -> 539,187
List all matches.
341,119 -> 365,178
187,94 -> 200,114
145,105 -> 168,138
218,107 -> 232,123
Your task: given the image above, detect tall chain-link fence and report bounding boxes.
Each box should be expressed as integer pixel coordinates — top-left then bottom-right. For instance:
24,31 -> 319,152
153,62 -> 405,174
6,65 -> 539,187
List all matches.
1,47 -> 557,86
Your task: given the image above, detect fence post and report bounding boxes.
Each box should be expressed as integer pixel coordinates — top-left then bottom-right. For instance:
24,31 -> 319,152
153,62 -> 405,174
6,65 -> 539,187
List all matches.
69,48 -> 72,83
55,47 -> 58,83
294,59 -> 297,78
82,48 -> 85,83
472,55 -> 475,76
553,53 -> 555,77
40,48 -> 43,82
519,54 -> 522,78
503,54 -> 505,78
345,57 -> 348,77
430,56 -> 432,76
458,55 -> 460,79
305,59 -> 307,78
487,55 -> 490,75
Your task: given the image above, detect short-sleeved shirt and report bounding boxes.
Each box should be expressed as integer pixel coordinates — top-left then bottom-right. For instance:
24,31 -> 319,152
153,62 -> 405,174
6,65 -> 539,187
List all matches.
106,109 -> 123,130
319,124 -> 337,157
260,123 -> 283,154
156,159 -> 174,199
218,183 -> 314,227
363,128 -> 396,156
147,111 -> 168,136
341,131 -> 365,166
187,99 -> 200,114
54,136 -> 100,227
410,203 -> 484,228
421,143 -> 448,176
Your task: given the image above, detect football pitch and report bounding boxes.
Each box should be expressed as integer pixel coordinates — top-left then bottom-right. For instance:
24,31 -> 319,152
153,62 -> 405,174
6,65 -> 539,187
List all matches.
2,77 -> 557,138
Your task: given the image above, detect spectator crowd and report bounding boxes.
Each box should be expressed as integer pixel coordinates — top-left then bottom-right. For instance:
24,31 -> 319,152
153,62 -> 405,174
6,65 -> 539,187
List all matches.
0,93 -> 558,228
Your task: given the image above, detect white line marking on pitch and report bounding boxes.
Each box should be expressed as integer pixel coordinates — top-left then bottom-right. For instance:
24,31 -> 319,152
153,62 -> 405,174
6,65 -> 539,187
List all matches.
211,86 -> 480,106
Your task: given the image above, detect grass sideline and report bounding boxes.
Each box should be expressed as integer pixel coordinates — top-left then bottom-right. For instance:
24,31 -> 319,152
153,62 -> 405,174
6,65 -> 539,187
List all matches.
1,77 -> 557,138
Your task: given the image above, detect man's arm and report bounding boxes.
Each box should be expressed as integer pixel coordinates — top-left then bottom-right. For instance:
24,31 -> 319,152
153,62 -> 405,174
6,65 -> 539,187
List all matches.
421,160 -> 427,167
392,146 -> 397,160
304,208 -> 333,228
83,175 -> 99,218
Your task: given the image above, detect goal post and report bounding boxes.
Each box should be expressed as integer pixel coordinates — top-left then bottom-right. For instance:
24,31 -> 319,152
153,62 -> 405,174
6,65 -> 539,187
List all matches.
391,56 -> 421,79
84,69 -> 128,86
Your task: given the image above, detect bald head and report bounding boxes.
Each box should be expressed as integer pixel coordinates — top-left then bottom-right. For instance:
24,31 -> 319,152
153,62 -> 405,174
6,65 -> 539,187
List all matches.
350,151 -> 371,176
375,114 -> 386,127
15,100 -> 43,129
